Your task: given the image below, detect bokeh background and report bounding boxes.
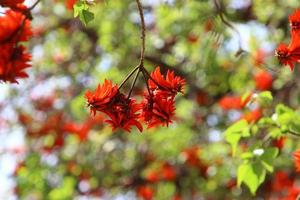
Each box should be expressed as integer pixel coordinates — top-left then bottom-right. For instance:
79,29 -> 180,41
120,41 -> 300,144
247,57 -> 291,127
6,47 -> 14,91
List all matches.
1,0 -> 300,199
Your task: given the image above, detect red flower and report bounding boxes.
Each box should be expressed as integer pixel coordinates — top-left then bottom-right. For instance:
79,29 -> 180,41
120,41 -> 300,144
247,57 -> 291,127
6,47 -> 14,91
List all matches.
0,10 -> 31,43
272,137 -> 286,150
137,186 -> 153,200
161,163 -> 176,181
275,44 -> 297,71
148,67 -> 185,95
182,146 -> 201,166
242,108 -> 262,123
139,67 -> 184,128
289,9 -> 300,31
293,149 -> 300,172
0,0 -> 26,11
63,115 -> 103,141
219,96 -> 242,110
272,171 -> 293,192
0,10 -> 32,83
140,93 -> 175,128
254,71 -> 273,91
85,80 -> 119,116
145,170 -> 160,183
219,94 -> 252,110
104,93 -> 143,132
65,0 -> 77,10
172,194 -> 182,200
85,80 -> 143,132
0,44 -> 31,83
275,10 -> 300,71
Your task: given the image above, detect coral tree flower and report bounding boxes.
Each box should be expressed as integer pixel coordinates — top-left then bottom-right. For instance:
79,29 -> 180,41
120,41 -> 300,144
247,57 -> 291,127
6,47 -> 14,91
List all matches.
85,67 -> 185,132
148,67 -> 185,94
275,10 -> 300,71
85,80 -> 143,132
140,67 -> 185,128
85,79 -> 118,116
289,9 -> 300,31
0,10 -> 32,83
0,0 -> 27,11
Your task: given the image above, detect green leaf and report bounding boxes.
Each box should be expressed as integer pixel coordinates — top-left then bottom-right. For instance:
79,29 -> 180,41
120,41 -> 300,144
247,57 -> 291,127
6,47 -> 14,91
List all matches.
73,2 -> 94,25
237,162 -> 266,195
276,104 -> 293,115
241,152 -> 253,159
73,2 -> 86,17
237,163 -> 250,187
224,120 -> 249,156
258,117 -> 275,127
257,91 -> 273,107
260,147 -> 279,173
80,9 -> 94,25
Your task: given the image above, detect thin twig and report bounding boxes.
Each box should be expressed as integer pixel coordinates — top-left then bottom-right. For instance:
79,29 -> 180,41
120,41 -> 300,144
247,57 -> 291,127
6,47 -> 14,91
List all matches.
118,64 -> 140,89
29,0 -> 42,11
213,0 -> 245,57
141,69 -> 152,96
118,0 -> 146,91
135,0 -> 146,66
127,68 -> 141,99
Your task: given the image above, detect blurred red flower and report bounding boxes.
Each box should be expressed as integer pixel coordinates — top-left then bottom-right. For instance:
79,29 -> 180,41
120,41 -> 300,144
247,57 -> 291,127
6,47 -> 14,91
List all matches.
65,0 -> 77,10
161,163 -> 176,181
219,93 -> 252,110
242,108 -> 262,123
254,71 -> 273,91
272,137 -> 286,150
145,170 -> 160,183
293,149 -> 300,172
137,186 -> 153,200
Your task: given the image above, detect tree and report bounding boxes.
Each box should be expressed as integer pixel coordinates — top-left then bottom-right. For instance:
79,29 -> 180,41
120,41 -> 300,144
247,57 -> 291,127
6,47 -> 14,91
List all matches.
1,0 -> 300,199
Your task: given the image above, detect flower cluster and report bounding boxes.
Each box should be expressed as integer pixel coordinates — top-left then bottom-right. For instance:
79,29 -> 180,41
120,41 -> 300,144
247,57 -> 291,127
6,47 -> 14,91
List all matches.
0,1 -> 32,83
85,66 -> 185,132
275,10 -> 300,71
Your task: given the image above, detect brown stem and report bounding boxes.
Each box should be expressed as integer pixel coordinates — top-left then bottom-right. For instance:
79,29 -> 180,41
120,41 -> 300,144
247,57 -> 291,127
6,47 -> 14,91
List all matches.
213,0 -> 245,57
141,69 -> 152,97
135,0 -> 146,66
127,68 -> 141,99
118,0 -> 146,91
288,129 -> 300,137
119,64 -> 140,89
29,0 -> 42,10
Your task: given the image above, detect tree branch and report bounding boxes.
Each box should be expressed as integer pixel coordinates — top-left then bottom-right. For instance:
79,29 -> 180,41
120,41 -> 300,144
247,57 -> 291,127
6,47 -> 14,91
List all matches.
135,0 -> 146,67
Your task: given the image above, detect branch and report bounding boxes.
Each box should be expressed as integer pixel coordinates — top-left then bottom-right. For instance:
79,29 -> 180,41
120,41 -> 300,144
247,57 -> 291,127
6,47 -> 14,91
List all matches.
29,0 -> 41,11
213,0 -> 246,57
135,0 -> 146,66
